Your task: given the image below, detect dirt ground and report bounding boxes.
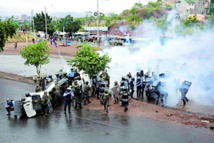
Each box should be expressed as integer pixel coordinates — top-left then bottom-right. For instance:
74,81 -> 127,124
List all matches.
1,41 -> 214,131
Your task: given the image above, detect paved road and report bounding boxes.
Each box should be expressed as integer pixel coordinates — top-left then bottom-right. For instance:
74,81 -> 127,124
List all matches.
0,78 -> 214,143
0,54 -> 69,77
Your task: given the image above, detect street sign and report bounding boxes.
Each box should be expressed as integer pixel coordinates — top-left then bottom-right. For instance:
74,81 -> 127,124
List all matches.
210,0 -> 214,14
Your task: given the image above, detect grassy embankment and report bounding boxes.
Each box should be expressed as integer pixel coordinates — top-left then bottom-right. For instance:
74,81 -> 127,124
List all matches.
7,32 -> 34,43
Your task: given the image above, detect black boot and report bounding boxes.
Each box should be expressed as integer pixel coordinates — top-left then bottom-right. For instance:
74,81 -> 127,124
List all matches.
182,99 -> 186,106
184,97 -> 189,102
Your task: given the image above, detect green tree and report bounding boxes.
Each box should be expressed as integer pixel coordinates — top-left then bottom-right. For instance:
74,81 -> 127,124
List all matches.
0,18 -> 18,52
33,12 -> 53,34
20,41 -> 50,79
68,44 -> 111,78
58,15 -> 81,35
182,15 -> 199,27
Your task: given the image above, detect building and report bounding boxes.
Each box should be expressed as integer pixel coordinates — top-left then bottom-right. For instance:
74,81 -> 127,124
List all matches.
161,0 -> 211,19
193,0 -> 210,14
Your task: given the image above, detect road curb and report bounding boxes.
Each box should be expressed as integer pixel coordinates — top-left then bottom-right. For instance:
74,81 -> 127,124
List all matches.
0,71 -> 34,85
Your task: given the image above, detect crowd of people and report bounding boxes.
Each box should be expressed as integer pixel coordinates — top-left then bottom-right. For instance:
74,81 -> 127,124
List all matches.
5,68 -> 191,117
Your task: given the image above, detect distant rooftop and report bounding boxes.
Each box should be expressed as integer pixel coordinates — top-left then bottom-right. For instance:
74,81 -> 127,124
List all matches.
185,0 -> 195,3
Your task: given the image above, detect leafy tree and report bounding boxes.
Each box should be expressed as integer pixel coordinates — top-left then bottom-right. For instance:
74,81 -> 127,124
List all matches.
33,11 -> 53,35
68,44 -> 111,78
20,41 -> 50,79
58,15 -> 81,35
132,3 -> 143,9
20,20 -> 30,31
181,15 -> 199,27
0,18 -> 18,52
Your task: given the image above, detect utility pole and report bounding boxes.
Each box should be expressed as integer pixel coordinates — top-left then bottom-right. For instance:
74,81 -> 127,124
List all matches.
44,6 -> 47,39
32,10 -> 36,41
97,0 -> 100,48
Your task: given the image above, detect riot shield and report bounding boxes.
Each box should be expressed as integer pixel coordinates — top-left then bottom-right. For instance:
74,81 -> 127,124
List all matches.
23,97 -> 36,118
14,101 -> 23,117
32,95 -> 42,110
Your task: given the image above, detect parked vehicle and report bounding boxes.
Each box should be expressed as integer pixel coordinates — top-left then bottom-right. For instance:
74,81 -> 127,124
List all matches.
85,36 -> 94,42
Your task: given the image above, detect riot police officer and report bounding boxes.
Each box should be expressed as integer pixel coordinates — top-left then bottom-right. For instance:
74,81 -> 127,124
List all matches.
73,81 -> 82,110
111,81 -> 120,104
129,77 -> 135,98
179,81 -> 190,106
136,76 -> 142,100
99,82 -> 105,104
5,99 -> 15,115
74,69 -> 81,80
103,88 -> 110,113
67,68 -> 74,86
99,70 -> 110,87
63,87 -> 72,113
121,87 -> 129,112
91,74 -> 97,97
83,81 -> 91,105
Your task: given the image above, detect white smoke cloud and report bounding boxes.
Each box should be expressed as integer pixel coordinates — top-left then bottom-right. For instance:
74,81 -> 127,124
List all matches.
102,11 -> 214,107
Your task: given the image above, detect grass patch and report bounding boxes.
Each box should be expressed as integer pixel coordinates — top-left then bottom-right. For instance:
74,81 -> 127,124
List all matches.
7,32 -> 34,43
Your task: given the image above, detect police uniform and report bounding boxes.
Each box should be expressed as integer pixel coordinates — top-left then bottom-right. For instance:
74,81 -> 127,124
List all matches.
63,87 -> 73,113
74,85 -> 82,110
41,92 -> 49,115
121,90 -> 129,112
5,99 -> 15,115
83,82 -> 91,105
103,89 -> 110,113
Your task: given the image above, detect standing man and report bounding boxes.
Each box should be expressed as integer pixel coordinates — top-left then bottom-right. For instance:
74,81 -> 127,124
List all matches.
83,81 -> 91,105
63,87 -> 72,113
5,99 -> 15,115
41,91 -> 49,116
67,68 -> 74,86
14,42 -> 17,50
136,77 -> 142,100
111,81 -> 119,104
121,88 -> 129,112
103,88 -> 110,113
73,81 -> 82,110
91,75 -> 97,97
129,77 -> 135,98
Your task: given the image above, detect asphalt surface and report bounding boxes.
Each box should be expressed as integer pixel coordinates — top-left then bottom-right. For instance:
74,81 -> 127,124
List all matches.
0,55 -> 68,77
1,78 -> 214,143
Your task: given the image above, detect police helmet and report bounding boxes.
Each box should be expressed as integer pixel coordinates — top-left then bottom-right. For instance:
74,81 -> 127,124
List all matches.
59,68 -> 63,72
21,97 -> 25,101
122,86 -> 128,91
114,81 -> 118,86
104,88 -> 108,93
67,87 -> 72,91
121,77 -> 125,81
25,91 -> 31,97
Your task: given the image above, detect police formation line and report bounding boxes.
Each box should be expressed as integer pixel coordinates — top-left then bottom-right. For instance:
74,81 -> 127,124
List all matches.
5,68 -> 191,118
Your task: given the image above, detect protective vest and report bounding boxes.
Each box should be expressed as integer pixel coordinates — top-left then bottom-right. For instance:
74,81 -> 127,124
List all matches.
103,92 -> 109,99
68,72 -> 74,78
64,92 -> 72,101
74,87 -> 81,98
84,85 -> 90,93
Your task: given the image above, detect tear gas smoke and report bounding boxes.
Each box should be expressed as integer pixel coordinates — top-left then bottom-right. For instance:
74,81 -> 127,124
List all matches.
102,12 -> 214,107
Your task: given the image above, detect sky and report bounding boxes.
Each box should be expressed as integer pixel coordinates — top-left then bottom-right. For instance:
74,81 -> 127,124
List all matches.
0,0 -> 155,17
